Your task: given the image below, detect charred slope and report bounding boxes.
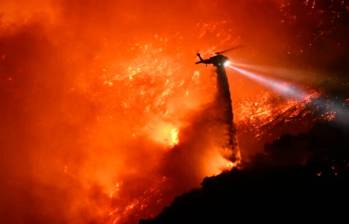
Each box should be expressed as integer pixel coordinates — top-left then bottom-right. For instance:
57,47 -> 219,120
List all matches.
141,121 -> 349,223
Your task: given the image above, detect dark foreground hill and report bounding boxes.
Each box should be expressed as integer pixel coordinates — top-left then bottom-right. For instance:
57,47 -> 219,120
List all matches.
141,121 -> 349,223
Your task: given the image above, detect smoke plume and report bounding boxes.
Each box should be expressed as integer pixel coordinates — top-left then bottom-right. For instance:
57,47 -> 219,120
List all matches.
1,0 -> 348,223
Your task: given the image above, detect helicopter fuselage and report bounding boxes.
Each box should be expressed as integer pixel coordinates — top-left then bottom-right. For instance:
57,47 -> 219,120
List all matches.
196,54 -> 229,68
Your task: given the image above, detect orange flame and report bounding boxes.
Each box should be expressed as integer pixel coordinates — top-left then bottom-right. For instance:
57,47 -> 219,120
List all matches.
0,1 -> 323,224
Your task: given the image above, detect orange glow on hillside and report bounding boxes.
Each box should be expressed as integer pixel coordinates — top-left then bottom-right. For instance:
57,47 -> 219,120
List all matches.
0,1 -> 325,223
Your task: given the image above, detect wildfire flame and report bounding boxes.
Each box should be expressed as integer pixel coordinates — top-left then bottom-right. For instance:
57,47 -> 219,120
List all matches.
146,121 -> 179,148
0,1 -> 339,224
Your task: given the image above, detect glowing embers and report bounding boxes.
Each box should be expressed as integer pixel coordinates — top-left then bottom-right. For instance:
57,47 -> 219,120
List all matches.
227,63 -> 349,125
227,65 -> 307,100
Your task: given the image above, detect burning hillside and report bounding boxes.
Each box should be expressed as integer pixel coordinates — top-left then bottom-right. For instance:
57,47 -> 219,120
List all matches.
1,0 -> 349,224
141,118 -> 349,224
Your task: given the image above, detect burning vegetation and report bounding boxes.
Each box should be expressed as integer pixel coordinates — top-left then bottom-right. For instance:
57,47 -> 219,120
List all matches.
1,0 -> 349,224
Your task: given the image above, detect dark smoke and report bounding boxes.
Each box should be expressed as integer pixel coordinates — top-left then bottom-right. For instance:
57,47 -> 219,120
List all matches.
1,0 -> 349,223
148,63 -> 242,221
157,67 -> 240,200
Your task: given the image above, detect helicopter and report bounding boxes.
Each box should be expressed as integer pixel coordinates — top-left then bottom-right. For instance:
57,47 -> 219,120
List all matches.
195,46 -> 242,68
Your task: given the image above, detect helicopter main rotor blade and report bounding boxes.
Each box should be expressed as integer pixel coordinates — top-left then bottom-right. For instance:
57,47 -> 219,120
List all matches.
215,45 -> 243,54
